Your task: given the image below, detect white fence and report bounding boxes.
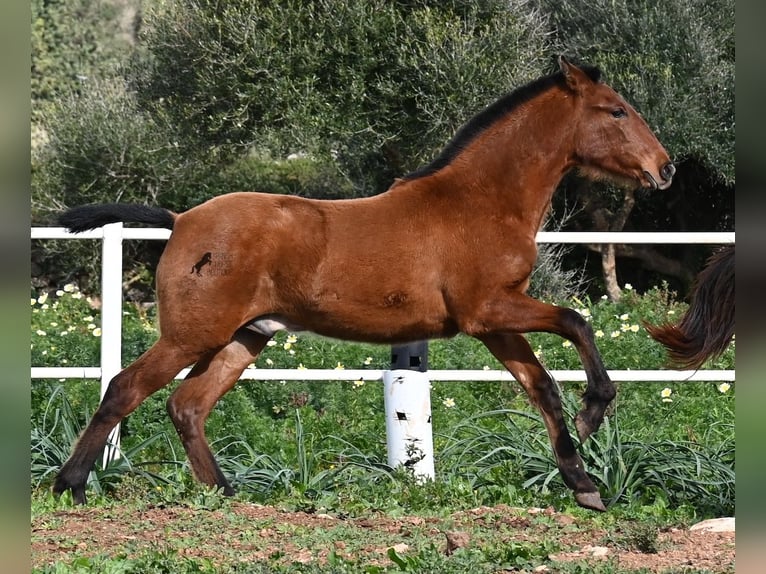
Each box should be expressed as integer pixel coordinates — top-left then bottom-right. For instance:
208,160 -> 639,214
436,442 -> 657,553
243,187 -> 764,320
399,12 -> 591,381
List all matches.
31,226 -> 735,471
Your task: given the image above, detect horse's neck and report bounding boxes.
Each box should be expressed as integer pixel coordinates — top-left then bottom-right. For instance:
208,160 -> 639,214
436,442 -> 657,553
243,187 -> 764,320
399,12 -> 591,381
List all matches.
442,94 -> 574,228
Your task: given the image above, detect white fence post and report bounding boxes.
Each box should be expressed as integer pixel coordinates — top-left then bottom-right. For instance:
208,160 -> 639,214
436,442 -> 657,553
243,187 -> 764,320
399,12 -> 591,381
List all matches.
383,342 -> 435,480
100,222 -> 124,466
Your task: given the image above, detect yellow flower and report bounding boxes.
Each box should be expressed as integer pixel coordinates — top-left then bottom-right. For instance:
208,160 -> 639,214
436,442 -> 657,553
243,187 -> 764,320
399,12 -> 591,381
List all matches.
717,382 -> 731,394
610,330 -> 621,338
363,357 -> 373,366
619,313 -> 629,321
30,298 -> 36,306
353,379 -> 365,388
297,363 -> 307,370
562,340 -> 572,348
595,329 -> 604,338
283,342 -> 292,350
334,362 -> 345,370
92,328 -> 102,337
286,334 -> 298,344
661,387 -> 673,403
442,397 -> 456,408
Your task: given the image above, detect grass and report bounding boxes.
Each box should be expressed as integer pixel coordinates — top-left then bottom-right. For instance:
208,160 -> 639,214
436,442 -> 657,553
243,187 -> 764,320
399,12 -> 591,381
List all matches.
30,282 -> 735,572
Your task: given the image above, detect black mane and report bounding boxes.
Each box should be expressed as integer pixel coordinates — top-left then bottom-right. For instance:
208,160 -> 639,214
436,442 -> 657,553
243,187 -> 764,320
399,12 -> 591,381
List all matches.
403,64 -> 601,181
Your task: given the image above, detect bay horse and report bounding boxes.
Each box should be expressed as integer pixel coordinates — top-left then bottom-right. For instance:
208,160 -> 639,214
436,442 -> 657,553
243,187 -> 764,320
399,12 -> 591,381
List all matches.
646,245 -> 734,369
54,57 -> 674,511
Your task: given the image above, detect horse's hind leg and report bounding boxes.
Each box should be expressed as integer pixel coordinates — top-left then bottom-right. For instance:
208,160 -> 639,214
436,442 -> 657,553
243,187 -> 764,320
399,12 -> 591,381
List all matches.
479,333 -> 606,512
53,338 -> 200,504
166,328 -> 269,495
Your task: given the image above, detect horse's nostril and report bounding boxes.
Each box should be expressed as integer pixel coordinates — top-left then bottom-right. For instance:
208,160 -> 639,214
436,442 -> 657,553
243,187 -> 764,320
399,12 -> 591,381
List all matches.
661,162 -> 676,181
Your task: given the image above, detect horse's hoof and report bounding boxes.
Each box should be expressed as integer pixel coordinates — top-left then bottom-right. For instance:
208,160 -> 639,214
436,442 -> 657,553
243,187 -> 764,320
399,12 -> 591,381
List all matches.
575,491 -> 606,512
575,413 -> 594,443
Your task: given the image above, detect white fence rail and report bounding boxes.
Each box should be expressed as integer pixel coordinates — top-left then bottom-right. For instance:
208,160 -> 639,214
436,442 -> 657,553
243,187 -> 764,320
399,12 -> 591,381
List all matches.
31,226 -> 735,470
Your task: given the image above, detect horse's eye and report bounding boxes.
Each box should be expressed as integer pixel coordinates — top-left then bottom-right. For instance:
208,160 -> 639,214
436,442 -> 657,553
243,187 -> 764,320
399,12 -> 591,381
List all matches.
611,108 -> 627,118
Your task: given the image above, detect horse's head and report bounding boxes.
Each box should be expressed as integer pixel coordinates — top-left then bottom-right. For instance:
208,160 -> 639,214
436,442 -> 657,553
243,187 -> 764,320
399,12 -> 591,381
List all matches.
560,56 -> 675,191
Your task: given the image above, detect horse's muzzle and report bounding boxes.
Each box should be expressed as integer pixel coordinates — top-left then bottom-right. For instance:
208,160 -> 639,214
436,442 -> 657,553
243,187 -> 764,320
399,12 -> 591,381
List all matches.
644,162 -> 675,190
660,162 -> 676,186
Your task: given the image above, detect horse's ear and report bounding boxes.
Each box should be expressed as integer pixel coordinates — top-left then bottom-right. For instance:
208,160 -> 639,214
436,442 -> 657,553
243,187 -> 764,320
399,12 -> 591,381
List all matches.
558,55 -> 592,93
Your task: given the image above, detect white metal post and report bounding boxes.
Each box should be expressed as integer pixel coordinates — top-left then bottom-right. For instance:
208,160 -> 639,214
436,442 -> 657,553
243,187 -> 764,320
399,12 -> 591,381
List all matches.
382,343 -> 435,480
100,222 -> 123,466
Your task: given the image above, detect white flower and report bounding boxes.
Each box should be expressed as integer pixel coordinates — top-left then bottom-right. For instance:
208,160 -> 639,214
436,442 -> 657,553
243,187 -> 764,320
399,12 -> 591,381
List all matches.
624,283 -> 633,291
37,293 -> 48,305
266,340 -> 277,347
63,284 -> 75,293
595,330 -> 604,338
265,358 -> 274,366
562,340 -> 572,348
92,328 -> 102,337
619,313 -> 629,321
353,379 -> 365,388
35,330 -> 46,337
442,397 -> 456,408
629,324 -> 640,333
717,382 -> 731,394
661,387 -> 673,403
363,357 -> 373,366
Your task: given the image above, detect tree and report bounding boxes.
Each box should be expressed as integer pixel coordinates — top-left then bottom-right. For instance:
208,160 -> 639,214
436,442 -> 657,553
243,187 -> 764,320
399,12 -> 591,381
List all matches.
132,0 -> 553,195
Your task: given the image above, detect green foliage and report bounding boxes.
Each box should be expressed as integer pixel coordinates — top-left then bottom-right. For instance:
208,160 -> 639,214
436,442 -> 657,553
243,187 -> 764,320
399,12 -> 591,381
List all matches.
31,0 -> 135,122
31,285 -> 734,520
135,0 -> 551,194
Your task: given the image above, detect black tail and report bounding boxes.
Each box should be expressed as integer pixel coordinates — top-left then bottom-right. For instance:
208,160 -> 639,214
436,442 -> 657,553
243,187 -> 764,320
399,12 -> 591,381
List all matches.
644,245 -> 735,369
58,203 -> 177,233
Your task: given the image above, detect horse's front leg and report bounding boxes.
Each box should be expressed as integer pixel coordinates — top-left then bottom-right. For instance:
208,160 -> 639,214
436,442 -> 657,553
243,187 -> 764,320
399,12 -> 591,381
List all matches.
478,333 -> 605,511
466,293 -> 615,443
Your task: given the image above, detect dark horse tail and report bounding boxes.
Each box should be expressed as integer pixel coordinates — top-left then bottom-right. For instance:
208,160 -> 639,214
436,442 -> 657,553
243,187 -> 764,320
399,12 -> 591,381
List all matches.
58,203 -> 176,233
644,245 -> 735,370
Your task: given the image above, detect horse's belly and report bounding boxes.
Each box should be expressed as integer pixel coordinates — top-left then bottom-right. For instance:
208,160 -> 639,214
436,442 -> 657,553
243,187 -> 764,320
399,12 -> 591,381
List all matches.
245,297 -> 457,344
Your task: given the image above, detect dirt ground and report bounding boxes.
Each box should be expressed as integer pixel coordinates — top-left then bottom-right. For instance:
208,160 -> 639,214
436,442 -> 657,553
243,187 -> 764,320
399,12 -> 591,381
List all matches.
31,503 -> 735,572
